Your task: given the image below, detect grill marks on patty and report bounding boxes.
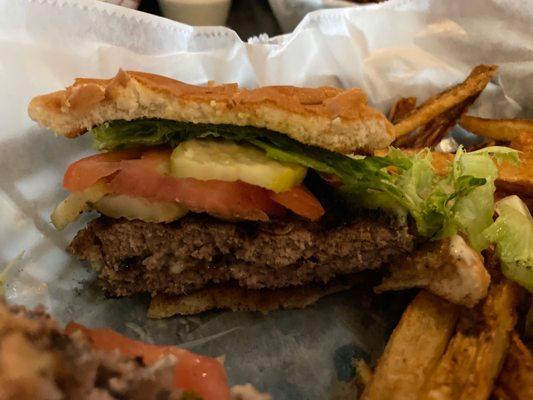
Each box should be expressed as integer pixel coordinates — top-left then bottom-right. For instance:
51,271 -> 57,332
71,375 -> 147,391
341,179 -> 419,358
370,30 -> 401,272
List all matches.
68,214 -> 415,297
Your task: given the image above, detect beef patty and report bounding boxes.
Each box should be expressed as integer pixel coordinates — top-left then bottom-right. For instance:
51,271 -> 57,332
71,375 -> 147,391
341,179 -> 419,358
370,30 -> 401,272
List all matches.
68,214 -> 415,297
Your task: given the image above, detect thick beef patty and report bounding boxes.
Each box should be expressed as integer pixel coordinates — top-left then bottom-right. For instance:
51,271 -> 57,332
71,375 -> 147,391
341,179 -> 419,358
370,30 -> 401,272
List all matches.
68,214 -> 415,297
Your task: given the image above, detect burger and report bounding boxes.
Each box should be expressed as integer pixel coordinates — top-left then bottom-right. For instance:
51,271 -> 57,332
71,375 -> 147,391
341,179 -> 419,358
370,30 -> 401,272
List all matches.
28,69 -> 530,315
0,300 -> 268,400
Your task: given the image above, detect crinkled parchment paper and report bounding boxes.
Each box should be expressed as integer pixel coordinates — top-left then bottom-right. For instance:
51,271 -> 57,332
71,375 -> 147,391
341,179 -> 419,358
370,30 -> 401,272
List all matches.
268,0 -> 355,32
0,0 -> 532,398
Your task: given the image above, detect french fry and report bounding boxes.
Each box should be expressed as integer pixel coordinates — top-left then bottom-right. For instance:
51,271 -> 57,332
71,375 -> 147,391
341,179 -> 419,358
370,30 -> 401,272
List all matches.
460,115 -> 533,142
510,131 -> 533,153
394,95 -> 478,149
389,97 -> 417,124
419,279 -> 523,400
360,291 -> 459,400
496,156 -> 533,197
394,65 -> 498,138
491,333 -> 533,400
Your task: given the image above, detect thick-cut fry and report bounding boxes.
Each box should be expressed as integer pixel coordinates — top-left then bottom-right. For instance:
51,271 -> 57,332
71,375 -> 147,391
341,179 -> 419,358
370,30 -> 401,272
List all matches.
510,131 -> 533,153
419,279 -> 523,400
394,65 -> 498,138
389,97 -> 417,124
496,156 -> 533,197
460,115 -> 533,142
491,333 -> 533,400
360,291 -> 459,400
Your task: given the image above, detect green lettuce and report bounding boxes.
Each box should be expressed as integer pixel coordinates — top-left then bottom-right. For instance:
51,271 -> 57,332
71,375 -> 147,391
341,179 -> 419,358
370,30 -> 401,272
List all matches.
90,119 -> 517,245
444,146 -> 520,250
92,119 -> 391,178
483,196 -> 533,291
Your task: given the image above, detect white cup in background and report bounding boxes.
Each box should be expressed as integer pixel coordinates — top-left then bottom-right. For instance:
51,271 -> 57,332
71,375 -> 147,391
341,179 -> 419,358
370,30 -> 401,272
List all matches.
158,0 -> 232,26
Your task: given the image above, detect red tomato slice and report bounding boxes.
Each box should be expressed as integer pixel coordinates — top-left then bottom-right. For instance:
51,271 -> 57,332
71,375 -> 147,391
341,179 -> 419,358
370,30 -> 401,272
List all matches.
271,185 -> 325,221
108,158 -> 286,221
63,148 -> 323,221
63,149 -> 141,192
65,322 -> 230,400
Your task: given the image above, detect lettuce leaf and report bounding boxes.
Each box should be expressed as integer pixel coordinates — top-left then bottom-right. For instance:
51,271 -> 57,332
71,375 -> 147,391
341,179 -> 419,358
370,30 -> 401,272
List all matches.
90,119 -> 515,244
92,119 -> 391,178
483,195 -> 533,292
443,146 -> 520,250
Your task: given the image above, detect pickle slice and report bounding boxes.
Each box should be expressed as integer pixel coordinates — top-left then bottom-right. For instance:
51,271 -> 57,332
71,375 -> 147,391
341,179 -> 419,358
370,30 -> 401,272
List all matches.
94,194 -> 188,223
170,139 -> 307,193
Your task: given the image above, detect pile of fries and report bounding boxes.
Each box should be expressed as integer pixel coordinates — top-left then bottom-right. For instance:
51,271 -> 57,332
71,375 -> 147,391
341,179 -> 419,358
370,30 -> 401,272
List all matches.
360,65 -> 533,400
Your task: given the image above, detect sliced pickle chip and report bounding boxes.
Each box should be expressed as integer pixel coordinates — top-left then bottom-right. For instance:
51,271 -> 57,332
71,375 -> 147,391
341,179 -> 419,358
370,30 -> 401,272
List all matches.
94,194 -> 188,223
170,139 -> 307,193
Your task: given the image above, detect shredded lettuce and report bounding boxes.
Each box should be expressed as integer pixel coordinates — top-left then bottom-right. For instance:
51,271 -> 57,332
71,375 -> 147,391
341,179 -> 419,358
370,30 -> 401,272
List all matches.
483,196 -> 533,292
445,146 -> 520,250
90,119 -> 517,246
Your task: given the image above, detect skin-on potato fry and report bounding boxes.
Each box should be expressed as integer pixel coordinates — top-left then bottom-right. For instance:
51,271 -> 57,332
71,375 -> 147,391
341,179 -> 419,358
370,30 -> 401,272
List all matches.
460,115 -> 533,142
360,291 -> 459,400
394,94 -> 479,149
394,65 -> 498,138
491,333 -> 533,400
510,131 -> 533,153
388,97 -> 417,124
419,279 -> 524,400
496,156 -> 533,197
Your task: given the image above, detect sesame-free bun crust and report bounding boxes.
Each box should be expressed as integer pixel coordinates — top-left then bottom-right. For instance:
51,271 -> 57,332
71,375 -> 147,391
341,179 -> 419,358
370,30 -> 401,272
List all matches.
147,275 -> 361,317
28,70 -> 394,153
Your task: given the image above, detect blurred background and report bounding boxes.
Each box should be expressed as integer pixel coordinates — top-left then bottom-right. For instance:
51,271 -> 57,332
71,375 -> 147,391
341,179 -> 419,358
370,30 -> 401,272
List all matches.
101,0 -> 385,39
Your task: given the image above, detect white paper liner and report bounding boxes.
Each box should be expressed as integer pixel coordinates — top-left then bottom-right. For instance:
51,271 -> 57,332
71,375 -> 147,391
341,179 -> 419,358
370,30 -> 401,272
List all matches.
1,0 -> 532,397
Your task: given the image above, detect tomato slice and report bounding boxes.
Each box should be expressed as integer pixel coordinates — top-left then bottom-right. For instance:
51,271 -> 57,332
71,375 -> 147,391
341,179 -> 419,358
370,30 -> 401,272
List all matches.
271,185 -> 325,221
63,148 -> 323,221
107,149 -> 286,221
65,322 -> 230,400
63,149 -> 141,192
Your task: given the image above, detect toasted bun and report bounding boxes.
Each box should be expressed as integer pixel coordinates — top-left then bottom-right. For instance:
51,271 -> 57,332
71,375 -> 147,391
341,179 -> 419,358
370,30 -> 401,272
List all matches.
28,70 -> 394,153
147,276 -> 361,318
